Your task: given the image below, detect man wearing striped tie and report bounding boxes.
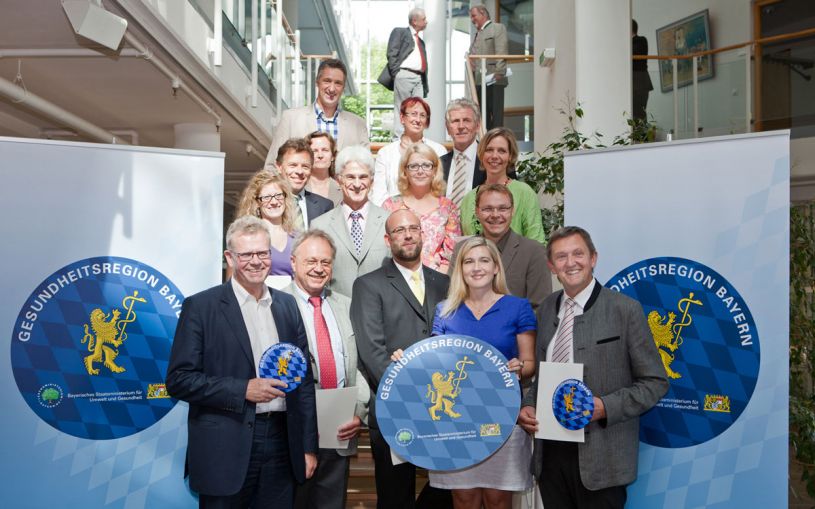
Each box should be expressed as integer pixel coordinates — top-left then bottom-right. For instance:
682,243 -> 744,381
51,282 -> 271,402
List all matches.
440,99 -> 484,208
518,226 -> 668,509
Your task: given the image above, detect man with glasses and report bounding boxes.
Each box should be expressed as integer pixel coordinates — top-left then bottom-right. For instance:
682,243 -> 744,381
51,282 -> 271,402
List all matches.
275,138 -> 333,229
451,184 -> 551,311
265,58 -> 368,166
167,215 -> 317,509
351,209 -> 450,509
311,146 -> 391,297
282,230 -> 369,509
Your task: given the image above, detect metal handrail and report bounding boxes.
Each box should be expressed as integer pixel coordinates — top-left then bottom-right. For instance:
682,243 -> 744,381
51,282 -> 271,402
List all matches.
631,26 -> 815,139
464,54 -> 532,136
633,26 -> 815,61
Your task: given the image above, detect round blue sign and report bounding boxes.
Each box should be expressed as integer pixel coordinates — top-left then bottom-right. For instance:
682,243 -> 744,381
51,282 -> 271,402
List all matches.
605,257 -> 760,448
10,257 -> 183,440
553,379 -> 594,430
376,335 -> 521,471
259,343 -> 306,392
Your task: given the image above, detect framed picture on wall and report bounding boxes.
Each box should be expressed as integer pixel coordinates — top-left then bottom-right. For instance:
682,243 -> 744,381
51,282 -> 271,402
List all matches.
656,9 -> 714,92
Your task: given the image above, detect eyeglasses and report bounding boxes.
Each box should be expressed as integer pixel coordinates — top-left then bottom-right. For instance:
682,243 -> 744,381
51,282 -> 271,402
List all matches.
389,225 -> 422,236
406,162 -> 434,173
404,112 -> 428,120
479,205 -> 513,214
300,258 -> 333,269
257,193 -> 285,203
231,250 -> 271,262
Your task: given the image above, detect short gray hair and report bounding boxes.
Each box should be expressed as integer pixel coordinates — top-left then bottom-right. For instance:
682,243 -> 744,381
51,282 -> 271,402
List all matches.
226,215 -> 271,251
470,5 -> 490,19
335,145 -> 374,177
292,229 -> 337,260
445,97 -> 481,125
409,8 -> 425,24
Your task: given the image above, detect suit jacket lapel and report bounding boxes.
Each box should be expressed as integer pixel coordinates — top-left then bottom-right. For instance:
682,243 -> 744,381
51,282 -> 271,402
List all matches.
500,231 -> 521,270
328,209 -> 358,261
386,261 -> 426,318
359,205 -> 386,260
270,289 -> 293,341
327,290 -> 356,382
285,282 -> 320,382
472,157 -> 485,187
220,282 -> 255,366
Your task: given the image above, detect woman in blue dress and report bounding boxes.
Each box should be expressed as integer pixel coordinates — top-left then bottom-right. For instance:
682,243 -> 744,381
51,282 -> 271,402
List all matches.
430,236 -> 536,509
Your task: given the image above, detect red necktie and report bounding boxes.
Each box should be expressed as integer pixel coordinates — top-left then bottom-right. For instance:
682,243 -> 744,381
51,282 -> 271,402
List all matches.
309,296 -> 337,389
415,33 -> 427,73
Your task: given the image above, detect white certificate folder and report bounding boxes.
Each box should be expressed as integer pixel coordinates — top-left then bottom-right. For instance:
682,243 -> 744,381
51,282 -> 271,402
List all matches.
315,387 -> 358,449
535,361 -> 585,442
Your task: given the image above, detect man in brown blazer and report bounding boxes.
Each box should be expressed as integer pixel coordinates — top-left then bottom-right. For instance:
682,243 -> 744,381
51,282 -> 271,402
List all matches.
469,5 -> 508,129
450,184 -> 551,311
265,59 -> 368,169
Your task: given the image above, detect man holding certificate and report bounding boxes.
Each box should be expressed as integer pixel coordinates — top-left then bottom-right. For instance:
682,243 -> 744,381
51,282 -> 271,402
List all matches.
284,230 -> 368,509
518,226 -> 668,509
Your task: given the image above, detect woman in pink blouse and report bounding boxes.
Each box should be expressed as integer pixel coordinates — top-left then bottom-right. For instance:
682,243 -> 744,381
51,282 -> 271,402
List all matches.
382,143 -> 462,274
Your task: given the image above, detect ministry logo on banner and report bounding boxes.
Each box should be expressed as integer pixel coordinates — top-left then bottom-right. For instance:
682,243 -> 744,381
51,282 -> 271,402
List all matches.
376,335 -> 520,471
11,257 -> 184,440
606,257 -> 760,448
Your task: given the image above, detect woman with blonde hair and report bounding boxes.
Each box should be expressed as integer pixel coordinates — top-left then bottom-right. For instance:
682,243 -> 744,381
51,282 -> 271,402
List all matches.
381,142 -> 461,273
235,170 -> 297,280
430,236 -> 536,509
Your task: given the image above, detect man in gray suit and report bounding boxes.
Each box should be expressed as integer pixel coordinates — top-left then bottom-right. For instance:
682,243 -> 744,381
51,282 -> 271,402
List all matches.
351,209 -> 450,509
450,184 -> 551,310
518,226 -> 668,509
284,230 -> 368,509
265,59 -> 369,168
378,8 -> 428,138
469,5 -> 508,129
311,146 -> 390,297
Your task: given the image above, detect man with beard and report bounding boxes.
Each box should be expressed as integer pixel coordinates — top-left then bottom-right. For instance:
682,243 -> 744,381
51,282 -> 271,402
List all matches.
351,209 -> 450,509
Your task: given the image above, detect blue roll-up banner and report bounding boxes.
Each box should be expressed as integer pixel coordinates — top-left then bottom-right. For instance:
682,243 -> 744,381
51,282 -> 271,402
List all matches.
376,335 -> 521,471
564,131 -> 789,508
1,137 -> 223,508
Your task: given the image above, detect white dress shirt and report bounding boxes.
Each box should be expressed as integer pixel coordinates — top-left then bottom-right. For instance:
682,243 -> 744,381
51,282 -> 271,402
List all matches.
231,278 -> 285,412
295,191 -> 310,229
546,278 -> 597,363
341,201 -> 370,238
401,28 -> 425,72
394,261 -> 425,292
291,284 -> 347,388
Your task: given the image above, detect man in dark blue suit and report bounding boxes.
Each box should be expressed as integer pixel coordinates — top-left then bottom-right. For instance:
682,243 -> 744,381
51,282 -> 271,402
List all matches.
167,215 -> 318,509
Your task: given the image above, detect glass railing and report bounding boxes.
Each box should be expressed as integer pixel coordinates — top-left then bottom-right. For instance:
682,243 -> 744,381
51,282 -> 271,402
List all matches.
641,46 -> 751,141
185,0 -> 308,111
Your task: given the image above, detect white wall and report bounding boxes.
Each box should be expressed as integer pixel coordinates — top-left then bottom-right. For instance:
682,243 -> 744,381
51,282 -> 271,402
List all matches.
533,0 -> 576,151
632,0 -> 752,138
574,0 -> 631,143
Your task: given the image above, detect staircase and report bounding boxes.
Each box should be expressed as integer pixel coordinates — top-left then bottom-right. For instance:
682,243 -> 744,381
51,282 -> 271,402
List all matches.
346,429 -> 430,508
